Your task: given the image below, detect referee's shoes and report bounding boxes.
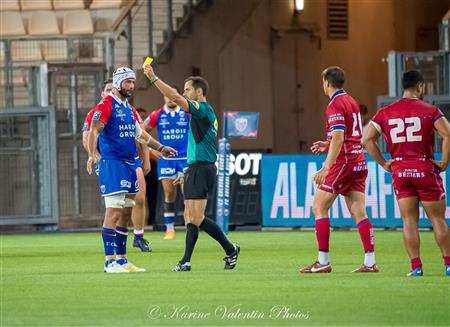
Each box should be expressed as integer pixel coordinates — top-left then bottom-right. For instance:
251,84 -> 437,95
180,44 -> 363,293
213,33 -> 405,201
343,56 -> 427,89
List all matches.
224,243 -> 240,270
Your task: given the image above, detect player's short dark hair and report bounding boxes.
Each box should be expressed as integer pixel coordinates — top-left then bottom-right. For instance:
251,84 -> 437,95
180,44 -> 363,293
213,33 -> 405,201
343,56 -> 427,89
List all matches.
185,76 -> 209,96
103,78 -> 113,86
322,66 -> 345,88
359,103 -> 368,115
402,70 -> 424,90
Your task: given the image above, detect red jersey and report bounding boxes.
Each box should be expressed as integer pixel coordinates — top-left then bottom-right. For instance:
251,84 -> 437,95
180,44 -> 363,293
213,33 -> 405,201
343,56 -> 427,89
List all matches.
82,108 -> 95,132
371,98 -> 444,161
325,90 -> 365,163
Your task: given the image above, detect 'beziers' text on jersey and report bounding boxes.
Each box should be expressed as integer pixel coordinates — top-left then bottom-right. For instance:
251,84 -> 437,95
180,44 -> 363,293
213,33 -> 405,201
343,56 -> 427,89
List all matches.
92,93 -> 140,164
187,100 -> 218,164
326,90 -> 365,164
145,105 -> 189,158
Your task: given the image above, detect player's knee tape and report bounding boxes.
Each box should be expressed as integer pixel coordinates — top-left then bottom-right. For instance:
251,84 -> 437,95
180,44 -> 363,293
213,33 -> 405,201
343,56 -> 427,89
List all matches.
104,194 -> 126,208
163,201 -> 175,212
124,198 -> 136,207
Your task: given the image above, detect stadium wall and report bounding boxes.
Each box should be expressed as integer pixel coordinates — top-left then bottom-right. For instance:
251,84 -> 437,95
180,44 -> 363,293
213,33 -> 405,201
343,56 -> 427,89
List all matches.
133,0 -> 450,154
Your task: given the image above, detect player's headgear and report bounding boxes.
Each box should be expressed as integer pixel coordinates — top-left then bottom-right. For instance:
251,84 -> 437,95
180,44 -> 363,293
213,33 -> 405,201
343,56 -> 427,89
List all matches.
112,67 -> 136,91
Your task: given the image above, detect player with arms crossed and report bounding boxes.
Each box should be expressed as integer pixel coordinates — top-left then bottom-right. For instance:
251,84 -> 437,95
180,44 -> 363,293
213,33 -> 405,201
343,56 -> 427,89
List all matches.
300,66 -> 378,273
364,70 -> 450,276
87,67 -> 176,273
143,64 -> 240,272
144,90 -> 189,240
83,79 -> 152,253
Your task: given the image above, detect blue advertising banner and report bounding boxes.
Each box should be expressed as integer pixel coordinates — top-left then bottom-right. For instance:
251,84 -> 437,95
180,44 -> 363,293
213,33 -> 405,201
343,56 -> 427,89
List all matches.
225,112 -> 259,139
261,154 -> 450,227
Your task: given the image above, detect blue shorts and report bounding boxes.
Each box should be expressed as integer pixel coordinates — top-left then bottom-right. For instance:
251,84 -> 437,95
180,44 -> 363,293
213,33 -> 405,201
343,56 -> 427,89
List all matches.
134,156 -> 143,169
158,158 -> 188,180
98,158 -> 138,196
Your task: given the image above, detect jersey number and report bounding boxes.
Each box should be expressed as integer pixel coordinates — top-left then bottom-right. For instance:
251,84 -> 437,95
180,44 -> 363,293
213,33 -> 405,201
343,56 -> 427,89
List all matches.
352,113 -> 363,137
388,117 -> 422,143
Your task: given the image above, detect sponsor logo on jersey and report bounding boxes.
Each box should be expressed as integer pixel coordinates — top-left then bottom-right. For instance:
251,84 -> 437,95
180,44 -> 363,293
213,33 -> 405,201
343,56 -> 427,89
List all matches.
161,167 -> 176,175
93,111 -> 101,121
115,108 -> 126,121
82,122 -> 88,132
120,180 -> 132,188
179,111 -> 185,117
160,119 -> 170,127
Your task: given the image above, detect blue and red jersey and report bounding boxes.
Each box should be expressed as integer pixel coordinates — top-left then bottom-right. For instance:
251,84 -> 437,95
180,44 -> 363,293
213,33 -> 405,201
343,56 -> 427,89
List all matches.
145,105 -> 189,158
91,93 -> 141,164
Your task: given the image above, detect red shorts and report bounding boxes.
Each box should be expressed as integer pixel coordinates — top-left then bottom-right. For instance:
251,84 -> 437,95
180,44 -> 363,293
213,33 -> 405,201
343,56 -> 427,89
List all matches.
391,160 -> 446,202
318,160 -> 367,195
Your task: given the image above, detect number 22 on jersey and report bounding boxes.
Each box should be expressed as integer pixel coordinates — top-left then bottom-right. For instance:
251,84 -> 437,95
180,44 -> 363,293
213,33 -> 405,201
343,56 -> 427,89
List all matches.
389,117 -> 422,144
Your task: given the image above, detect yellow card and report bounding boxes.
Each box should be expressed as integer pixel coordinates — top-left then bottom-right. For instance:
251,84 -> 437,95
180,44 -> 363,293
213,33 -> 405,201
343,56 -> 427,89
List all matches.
142,57 -> 153,68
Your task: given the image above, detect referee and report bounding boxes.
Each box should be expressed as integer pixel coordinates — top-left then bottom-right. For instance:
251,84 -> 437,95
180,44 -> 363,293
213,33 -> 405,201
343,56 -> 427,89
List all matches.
144,64 -> 240,272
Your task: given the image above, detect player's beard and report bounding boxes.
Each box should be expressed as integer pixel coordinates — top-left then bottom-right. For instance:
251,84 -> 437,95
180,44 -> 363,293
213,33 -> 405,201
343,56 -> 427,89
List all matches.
119,88 -> 133,98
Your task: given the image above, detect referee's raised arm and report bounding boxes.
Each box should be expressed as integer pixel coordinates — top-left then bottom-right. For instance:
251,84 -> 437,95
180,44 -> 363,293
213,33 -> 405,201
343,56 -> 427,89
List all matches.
143,64 -> 189,112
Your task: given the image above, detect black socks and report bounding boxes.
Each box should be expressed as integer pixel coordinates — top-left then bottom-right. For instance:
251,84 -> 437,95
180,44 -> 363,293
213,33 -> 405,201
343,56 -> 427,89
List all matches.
180,223 -> 199,264
200,217 -> 235,255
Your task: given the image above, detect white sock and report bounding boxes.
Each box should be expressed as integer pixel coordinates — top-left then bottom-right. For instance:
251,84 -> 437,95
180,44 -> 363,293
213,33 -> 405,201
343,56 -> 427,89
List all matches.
133,229 -> 144,236
364,252 -> 375,267
183,261 -> 190,266
166,223 -> 175,231
318,251 -> 329,265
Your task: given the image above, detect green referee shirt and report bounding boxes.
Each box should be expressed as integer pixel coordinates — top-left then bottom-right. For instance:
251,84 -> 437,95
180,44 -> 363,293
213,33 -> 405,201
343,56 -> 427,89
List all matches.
186,99 -> 218,164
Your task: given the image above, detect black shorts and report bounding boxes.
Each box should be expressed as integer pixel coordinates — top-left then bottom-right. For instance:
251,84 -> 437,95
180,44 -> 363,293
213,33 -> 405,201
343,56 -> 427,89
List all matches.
184,162 -> 217,200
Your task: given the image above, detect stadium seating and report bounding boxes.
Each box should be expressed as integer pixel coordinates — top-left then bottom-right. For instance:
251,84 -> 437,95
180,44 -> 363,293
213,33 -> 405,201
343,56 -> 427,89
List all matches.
89,0 -> 123,9
63,10 -> 94,34
0,11 -> 26,36
20,0 -> 52,11
52,0 -> 85,10
28,11 -> 60,35
0,0 -> 20,11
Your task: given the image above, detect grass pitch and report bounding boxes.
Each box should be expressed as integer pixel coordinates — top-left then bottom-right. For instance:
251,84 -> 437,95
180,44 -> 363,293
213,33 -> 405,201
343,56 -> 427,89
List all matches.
1,231 -> 449,326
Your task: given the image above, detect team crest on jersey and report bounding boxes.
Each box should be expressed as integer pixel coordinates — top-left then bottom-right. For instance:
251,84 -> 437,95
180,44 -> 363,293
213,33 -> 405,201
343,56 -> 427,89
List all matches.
93,111 -> 101,121
100,185 -> 106,193
235,118 -> 248,132
179,111 -> 185,117
82,122 -> 88,132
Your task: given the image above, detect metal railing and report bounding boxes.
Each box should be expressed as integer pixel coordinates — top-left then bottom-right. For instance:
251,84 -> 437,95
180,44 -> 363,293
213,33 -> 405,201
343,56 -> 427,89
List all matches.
0,36 -> 112,109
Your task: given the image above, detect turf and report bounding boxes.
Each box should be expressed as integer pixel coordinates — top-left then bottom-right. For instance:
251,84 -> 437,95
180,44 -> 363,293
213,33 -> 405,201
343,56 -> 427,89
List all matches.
1,231 -> 449,326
